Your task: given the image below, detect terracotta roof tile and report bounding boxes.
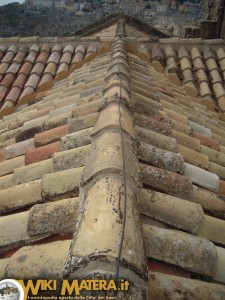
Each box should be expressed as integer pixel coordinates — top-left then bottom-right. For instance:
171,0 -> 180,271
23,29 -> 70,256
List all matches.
172,130 -> 200,151
29,44 -> 39,53
213,133 -> 225,147
25,141 -> 61,165
1,126 -> 23,141
1,100 -> 15,112
0,63 -> 9,75
192,185 -> 225,220
0,73 -> 15,88
75,44 -> 85,53
16,108 -> 38,123
86,44 -> 97,54
218,96 -> 225,112
0,86 -> 8,101
0,50 -> 6,62
19,61 -> 33,75
68,112 -> 98,134
15,125 -> 43,143
28,107 -> 53,120
1,51 -> 15,64
214,247 -> 225,283
55,63 -> 69,80
0,180 -> 42,214
47,51 -> 61,65
192,131 -> 220,150
63,45 -> 74,54
0,45 -> 6,51
148,272 -> 225,298
219,57 -> 225,71
40,43 -> 51,53
71,51 -> 84,66
12,50 -> 26,64
209,161 -> 225,180
0,211 -> 43,253
25,73 -> 40,89
206,57 -> 218,71
144,224 -> 216,276
44,62 -> 57,76
23,111 -> 48,129
36,50 -> 49,64
25,50 -> 38,64
5,138 -> 34,159
138,141 -> 184,174
27,198 -> 78,236
59,52 -> 72,65
0,155 -> 25,177
34,125 -> 68,147
5,86 -> 21,103
184,162 -> 220,192
52,44 -> 62,53
140,189 -> 204,234
7,45 -> 18,54
0,174 -> 13,190
188,121 -> 212,137
196,69 -> 207,83
0,138 -> 15,149
135,113 -> 171,136
41,167 -> 83,200
177,144 -> 209,169
60,127 -> 92,150
42,111 -> 71,131
49,103 -> 77,119
19,86 -> 35,104
141,163 -> 193,200
214,82 -> 225,99
31,62 -> 45,76
191,47 -> 201,60
38,73 -> 53,91
12,73 -> 27,89
13,158 -> 53,184
151,45 -> 164,73
53,144 -> 90,172
5,240 -> 70,279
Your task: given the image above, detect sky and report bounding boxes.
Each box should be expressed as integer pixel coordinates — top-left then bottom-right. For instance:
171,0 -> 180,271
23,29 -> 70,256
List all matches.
0,0 -> 23,5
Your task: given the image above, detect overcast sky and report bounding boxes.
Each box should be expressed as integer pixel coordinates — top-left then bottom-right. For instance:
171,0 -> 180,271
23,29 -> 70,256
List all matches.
0,0 -> 24,5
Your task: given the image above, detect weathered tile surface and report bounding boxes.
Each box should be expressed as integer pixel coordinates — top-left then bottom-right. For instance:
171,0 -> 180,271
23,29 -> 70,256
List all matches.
0,18 -> 225,298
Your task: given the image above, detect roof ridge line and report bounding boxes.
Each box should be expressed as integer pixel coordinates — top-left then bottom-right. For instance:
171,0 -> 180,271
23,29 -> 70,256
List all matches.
63,35 -> 148,299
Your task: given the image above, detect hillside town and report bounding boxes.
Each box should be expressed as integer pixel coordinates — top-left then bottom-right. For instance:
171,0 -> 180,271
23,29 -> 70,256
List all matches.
0,0 -> 224,39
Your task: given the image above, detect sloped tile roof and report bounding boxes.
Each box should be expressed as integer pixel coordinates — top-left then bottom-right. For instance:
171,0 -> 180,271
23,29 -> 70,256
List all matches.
0,40 -> 106,112
149,42 -> 225,120
0,17 -> 225,299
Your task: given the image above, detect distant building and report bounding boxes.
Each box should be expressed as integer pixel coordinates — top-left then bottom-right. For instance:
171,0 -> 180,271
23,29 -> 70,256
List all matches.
26,0 -> 79,9
41,0 -> 53,7
32,0 -> 42,6
54,0 -> 66,8
157,4 -> 168,12
178,2 -> 200,14
219,0 -> 225,38
144,10 -> 156,17
199,0 -> 225,38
